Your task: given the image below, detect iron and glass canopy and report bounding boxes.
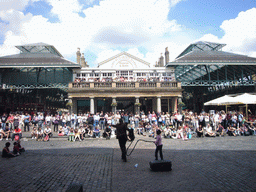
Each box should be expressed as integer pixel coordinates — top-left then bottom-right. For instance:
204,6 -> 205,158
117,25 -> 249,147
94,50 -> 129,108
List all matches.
167,41 -> 256,87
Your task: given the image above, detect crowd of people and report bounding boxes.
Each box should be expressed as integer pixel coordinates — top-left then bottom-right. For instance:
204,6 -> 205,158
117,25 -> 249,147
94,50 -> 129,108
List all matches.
0,110 -> 256,144
73,76 -> 174,84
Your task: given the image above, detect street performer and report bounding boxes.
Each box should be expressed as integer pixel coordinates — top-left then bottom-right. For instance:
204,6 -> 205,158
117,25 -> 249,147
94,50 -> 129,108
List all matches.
112,119 -> 128,162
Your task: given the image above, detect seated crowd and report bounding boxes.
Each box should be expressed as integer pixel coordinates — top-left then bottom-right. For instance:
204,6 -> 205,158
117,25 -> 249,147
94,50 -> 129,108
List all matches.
0,110 -> 256,143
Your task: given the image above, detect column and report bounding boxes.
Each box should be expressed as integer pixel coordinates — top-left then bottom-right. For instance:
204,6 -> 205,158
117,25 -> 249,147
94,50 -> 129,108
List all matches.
157,96 -> 161,113
172,97 -> 178,113
71,98 -> 77,114
135,96 -> 140,113
112,97 -> 116,114
90,97 -> 94,114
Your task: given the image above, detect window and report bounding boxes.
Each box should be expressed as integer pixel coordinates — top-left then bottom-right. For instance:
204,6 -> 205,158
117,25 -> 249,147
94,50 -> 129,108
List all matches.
129,71 -> 133,75
76,73 -> 81,77
95,73 -> 99,77
150,73 -> 154,76
137,73 -> 141,76
108,73 -> 112,76
103,73 -> 107,77
167,73 -> 173,76
120,71 -> 128,76
162,73 -> 166,76
89,73 -> 93,77
82,73 -> 86,77
141,73 -> 146,76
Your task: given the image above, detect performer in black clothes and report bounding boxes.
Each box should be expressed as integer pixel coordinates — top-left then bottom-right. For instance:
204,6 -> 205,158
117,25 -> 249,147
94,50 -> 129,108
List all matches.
112,119 -> 128,162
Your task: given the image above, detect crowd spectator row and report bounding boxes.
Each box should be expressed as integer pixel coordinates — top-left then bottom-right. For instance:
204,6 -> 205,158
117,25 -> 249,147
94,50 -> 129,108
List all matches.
74,76 -> 174,83
0,110 -> 256,142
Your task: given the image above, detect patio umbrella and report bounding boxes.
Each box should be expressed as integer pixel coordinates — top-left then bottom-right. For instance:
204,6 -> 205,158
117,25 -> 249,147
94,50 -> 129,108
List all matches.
204,95 -> 240,113
233,93 -> 256,119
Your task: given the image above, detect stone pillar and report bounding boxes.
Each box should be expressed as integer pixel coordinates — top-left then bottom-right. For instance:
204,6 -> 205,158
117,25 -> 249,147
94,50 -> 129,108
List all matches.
112,97 -> 116,114
135,96 -> 140,113
172,97 -> 178,113
90,97 -> 94,114
157,96 -> 161,113
71,98 -> 77,114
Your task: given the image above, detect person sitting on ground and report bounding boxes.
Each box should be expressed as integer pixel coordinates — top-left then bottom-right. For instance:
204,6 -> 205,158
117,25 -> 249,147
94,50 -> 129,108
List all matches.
205,124 -> 216,137
31,127 -> 37,139
144,122 -> 152,132
74,128 -> 82,141
68,128 -> 75,141
103,124 -> 112,139
216,123 -> 225,137
13,142 -> 20,155
227,125 -> 236,136
44,125 -> 52,138
63,124 -> 69,136
196,125 -> 204,138
80,126 -> 86,140
0,127 -> 6,141
137,121 -> 145,135
164,125 -> 171,138
11,126 -> 22,141
2,142 -> 16,158
93,126 -> 100,138
37,127 -> 44,141
17,140 -> 25,152
58,126 -> 64,136
170,127 -> 177,139
177,126 -> 185,140
4,126 -> 11,141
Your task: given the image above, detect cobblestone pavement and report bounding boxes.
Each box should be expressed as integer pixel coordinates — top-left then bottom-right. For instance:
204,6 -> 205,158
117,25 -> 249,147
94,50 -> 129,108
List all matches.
0,135 -> 256,191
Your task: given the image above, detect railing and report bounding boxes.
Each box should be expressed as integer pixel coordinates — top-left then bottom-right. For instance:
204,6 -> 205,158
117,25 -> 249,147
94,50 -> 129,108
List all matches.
139,82 -> 156,88
72,82 -> 90,88
94,82 -> 112,88
161,82 -> 178,87
116,82 -> 135,88
70,81 -> 181,89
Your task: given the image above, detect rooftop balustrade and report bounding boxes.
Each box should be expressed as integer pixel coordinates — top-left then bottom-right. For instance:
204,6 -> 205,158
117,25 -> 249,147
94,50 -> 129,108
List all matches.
69,81 -> 181,89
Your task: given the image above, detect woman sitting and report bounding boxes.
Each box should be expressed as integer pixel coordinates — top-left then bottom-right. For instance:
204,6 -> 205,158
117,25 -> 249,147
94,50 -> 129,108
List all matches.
36,127 -> 44,141
58,126 -> 64,136
103,125 -> 112,140
227,125 -> 236,136
93,126 -> 100,138
216,123 -> 225,137
205,124 -> 216,137
177,126 -> 185,140
196,125 -> 204,138
31,127 -> 37,139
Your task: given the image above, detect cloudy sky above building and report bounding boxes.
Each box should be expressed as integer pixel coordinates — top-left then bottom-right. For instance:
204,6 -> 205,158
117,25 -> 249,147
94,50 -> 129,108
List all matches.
0,0 -> 256,67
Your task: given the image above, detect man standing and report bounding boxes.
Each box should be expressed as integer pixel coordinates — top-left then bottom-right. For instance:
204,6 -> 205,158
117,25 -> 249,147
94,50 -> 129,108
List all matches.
24,113 -> 30,132
112,119 -> 128,162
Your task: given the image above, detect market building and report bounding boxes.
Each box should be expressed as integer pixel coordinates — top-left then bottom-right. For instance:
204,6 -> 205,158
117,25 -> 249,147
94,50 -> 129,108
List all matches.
68,48 -> 182,114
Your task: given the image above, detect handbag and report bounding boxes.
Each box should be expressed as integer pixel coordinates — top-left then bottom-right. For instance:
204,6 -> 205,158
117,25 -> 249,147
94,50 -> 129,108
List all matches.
15,135 -> 20,141
44,134 -> 49,141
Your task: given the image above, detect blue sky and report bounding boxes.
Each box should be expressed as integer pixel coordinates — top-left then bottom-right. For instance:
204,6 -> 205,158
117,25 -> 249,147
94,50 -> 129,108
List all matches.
0,0 -> 256,67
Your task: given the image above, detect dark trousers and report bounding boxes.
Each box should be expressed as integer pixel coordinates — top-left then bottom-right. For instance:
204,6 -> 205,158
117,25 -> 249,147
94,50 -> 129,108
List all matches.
12,133 -> 22,141
118,136 -> 127,161
24,122 -> 30,132
54,124 -> 58,132
155,145 -> 163,160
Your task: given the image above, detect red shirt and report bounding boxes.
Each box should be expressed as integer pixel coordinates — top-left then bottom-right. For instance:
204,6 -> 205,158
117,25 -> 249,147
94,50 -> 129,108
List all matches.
14,128 -> 22,133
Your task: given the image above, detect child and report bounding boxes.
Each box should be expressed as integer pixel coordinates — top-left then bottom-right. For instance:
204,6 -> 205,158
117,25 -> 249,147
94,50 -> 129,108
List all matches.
13,142 -> 20,155
2,142 -> 16,158
68,128 -> 75,142
154,130 -> 163,160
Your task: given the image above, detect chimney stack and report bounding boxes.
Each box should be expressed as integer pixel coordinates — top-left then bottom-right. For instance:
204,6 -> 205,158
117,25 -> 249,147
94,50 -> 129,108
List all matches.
159,53 -> 164,67
80,53 -> 88,68
76,48 -> 81,64
165,47 -> 169,65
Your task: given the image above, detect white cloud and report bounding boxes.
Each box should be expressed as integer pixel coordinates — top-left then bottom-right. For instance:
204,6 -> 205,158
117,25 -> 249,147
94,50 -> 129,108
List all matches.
0,0 -> 184,64
0,0 -> 30,12
197,8 -> 256,57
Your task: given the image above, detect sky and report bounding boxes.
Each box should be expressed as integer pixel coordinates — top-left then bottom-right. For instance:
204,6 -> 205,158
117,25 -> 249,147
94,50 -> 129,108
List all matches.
0,0 -> 256,67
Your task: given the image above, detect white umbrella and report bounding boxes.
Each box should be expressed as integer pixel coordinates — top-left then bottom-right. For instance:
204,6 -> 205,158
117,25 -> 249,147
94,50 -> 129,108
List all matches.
204,95 -> 239,113
234,93 -> 256,119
